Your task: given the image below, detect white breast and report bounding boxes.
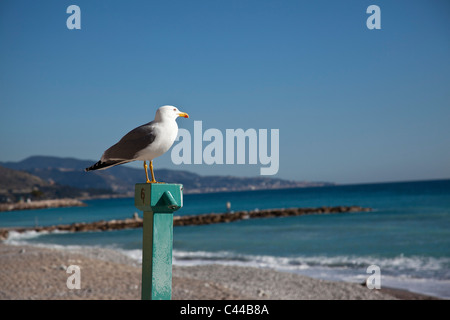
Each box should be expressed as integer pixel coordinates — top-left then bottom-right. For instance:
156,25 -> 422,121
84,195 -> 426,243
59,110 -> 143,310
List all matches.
135,120 -> 179,161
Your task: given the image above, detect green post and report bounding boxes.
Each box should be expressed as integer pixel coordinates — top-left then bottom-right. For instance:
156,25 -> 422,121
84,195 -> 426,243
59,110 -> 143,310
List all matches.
135,183 -> 183,300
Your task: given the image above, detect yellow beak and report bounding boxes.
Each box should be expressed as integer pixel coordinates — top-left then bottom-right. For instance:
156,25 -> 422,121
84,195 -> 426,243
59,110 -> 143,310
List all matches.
178,112 -> 189,118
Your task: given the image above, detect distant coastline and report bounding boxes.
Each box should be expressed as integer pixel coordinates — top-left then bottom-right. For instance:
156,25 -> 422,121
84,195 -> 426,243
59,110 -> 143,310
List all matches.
0,182 -> 338,212
0,198 -> 86,212
0,184 -> 327,212
181,181 -> 334,194
77,181 -> 335,199
3,178 -> 449,212
0,155 -> 334,205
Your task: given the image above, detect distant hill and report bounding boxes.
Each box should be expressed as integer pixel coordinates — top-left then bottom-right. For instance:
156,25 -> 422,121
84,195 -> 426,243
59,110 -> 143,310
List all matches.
0,156 -> 333,200
0,165 -> 111,203
0,165 -> 49,191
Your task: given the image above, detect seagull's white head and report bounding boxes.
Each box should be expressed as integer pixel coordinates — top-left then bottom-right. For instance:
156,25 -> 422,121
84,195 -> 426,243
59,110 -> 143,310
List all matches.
155,105 -> 189,122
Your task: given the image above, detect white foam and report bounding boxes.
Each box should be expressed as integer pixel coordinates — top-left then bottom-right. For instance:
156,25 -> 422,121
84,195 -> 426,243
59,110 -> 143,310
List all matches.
172,250 -> 449,275
117,249 -> 142,263
5,229 -> 71,240
169,249 -> 450,298
4,230 -> 48,246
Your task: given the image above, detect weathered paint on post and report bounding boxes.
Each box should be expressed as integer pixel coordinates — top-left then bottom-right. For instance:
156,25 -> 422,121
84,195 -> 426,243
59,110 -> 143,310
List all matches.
135,183 -> 183,300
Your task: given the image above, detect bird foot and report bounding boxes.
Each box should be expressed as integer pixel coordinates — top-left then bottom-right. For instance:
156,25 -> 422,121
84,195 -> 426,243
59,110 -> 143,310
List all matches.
145,180 -> 166,184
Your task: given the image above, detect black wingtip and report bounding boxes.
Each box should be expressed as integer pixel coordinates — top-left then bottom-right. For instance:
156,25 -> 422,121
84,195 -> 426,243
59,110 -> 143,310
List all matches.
85,159 -> 131,172
85,160 -> 104,172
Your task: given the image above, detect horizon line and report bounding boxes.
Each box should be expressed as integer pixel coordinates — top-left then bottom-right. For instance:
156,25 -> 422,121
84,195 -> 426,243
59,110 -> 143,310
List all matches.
1,154 -> 449,187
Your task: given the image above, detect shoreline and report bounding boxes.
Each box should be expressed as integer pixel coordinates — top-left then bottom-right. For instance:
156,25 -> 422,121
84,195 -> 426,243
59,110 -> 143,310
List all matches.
0,198 -> 86,212
0,242 -> 440,300
0,185 -> 337,213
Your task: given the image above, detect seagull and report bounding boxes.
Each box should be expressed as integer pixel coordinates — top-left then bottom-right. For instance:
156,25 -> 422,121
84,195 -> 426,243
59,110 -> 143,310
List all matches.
85,105 -> 189,183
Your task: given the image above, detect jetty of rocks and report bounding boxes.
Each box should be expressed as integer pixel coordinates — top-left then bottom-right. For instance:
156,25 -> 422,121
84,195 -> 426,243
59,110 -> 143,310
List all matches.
0,206 -> 371,240
0,198 -> 86,212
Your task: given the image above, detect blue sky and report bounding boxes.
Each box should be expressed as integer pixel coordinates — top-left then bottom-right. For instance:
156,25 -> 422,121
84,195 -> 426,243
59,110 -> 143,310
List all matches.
0,0 -> 449,184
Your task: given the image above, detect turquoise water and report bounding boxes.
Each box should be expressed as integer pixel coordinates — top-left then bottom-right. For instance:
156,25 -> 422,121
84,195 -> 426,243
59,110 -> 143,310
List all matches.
1,179 -> 450,298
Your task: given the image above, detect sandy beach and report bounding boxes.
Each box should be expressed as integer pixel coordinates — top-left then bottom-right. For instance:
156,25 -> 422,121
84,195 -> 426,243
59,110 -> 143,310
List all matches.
0,243 -> 439,300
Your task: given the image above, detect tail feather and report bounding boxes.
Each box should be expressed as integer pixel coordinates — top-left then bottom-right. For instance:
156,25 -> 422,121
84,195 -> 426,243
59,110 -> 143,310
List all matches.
85,159 -> 132,172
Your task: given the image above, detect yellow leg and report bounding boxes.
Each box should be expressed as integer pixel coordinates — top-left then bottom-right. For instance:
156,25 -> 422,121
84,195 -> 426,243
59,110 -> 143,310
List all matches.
149,160 -> 157,183
144,161 -> 151,183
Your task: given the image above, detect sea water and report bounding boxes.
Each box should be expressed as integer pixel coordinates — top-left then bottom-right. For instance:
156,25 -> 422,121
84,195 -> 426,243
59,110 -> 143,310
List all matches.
1,179 -> 449,298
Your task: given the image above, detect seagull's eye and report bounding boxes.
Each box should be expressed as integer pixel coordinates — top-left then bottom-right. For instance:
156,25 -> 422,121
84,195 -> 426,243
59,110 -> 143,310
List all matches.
173,108 -> 176,111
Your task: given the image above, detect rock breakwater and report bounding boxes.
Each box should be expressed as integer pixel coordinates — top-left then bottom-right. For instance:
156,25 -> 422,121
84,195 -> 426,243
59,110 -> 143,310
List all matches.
0,206 -> 371,240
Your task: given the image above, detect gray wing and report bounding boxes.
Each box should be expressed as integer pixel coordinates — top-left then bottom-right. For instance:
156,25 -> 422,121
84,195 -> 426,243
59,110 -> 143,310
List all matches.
102,122 -> 156,161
